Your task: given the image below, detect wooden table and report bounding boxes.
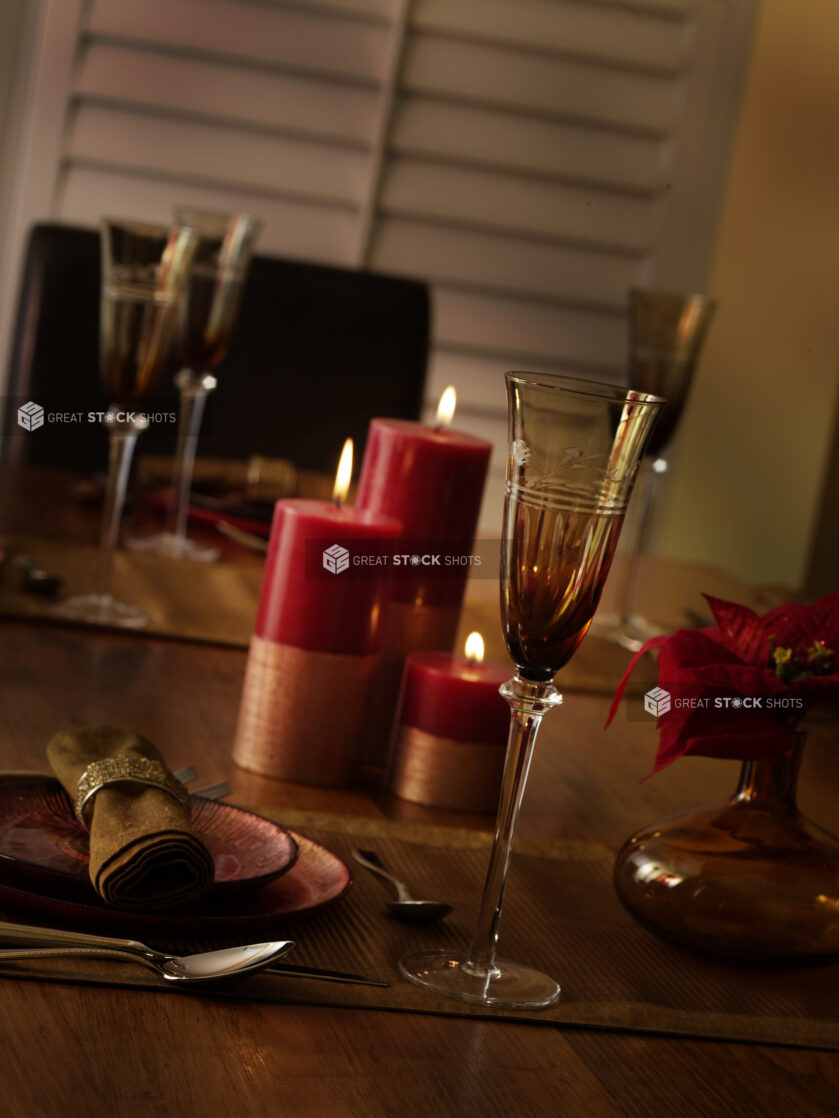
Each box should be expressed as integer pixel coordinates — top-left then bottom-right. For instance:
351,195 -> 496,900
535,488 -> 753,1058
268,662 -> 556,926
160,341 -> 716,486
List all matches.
0,468 -> 837,1118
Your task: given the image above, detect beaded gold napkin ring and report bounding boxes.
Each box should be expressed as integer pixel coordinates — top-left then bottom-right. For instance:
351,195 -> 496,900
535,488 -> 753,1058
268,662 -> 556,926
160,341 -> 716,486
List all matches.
74,756 -> 191,827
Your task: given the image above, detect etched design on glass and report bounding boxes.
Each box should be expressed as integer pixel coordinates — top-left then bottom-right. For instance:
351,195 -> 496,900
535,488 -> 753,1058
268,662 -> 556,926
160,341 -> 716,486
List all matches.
510,445 -> 626,516
511,439 -> 531,466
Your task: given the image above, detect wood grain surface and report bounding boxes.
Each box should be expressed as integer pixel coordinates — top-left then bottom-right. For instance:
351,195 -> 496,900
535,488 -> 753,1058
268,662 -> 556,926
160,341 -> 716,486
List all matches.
0,467 -> 837,1118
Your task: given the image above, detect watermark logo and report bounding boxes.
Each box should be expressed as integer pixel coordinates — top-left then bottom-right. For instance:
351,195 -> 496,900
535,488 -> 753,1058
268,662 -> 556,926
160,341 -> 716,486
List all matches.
644,686 -> 671,717
322,544 -> 350,574
17,401 -> 44,432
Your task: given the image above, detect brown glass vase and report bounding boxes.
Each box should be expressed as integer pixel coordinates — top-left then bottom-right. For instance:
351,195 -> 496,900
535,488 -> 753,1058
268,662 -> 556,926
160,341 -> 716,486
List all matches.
614,738 -> 839,960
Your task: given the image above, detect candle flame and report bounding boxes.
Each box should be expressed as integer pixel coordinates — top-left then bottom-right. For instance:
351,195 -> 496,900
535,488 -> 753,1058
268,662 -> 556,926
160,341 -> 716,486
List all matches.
435,386 -> 456,428
332,438 -> 353,506
464,631 -> 485,663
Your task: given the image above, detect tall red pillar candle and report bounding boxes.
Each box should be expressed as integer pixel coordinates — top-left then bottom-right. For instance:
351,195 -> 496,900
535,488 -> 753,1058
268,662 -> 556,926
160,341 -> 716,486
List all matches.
233,498 -> 401,786
357,414 -> 493,763
388,636 -> 510,812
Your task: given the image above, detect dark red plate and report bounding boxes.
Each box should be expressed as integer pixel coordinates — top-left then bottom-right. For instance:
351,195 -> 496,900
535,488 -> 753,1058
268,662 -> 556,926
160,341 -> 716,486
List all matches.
0,828 -> 352,938
0,776 -> 298,898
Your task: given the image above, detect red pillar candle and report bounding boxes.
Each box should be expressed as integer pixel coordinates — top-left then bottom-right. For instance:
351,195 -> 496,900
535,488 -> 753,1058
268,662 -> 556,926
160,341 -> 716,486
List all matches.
234,473 -> 401,786
253,500 -> 398,654
357,399 -> 493,764
388,634 -> 511,812
357,414 -> 492,609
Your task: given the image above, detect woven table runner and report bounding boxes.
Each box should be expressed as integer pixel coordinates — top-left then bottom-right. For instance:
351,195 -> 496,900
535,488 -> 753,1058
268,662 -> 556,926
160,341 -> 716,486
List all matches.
0,534 -> 659,694
0,534 -> 262,646
1,809 -> 837,1050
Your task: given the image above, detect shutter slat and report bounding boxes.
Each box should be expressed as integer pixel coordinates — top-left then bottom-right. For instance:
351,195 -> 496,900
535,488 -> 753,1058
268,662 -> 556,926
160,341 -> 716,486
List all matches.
67,105 -> 369,205
391,98 -> 664,191
411,0 -> 689,73
264,0 -> 397,20
371,218 -> 641,309
380,158 -> 654,252
89,0 -> 390,83
75,43 -> 379,144
403,34 -> 679,133
58,165 -> 360,263
424,351 -> 507,415
434,289 -> 625,371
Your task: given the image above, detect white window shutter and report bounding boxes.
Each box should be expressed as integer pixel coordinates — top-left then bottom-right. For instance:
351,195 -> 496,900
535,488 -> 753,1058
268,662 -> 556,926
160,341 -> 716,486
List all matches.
0,0 -> 756,528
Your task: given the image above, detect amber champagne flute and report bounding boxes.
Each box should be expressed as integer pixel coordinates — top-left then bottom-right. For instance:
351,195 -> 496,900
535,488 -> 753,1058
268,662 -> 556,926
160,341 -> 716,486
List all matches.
594,290 -> 716,651
55,219 -> 198,628
129,209 -> 262,562
400,372 -> 664,1008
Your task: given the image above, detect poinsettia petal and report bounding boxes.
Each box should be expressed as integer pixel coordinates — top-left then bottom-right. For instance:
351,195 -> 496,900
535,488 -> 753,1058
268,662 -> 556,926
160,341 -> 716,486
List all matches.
702,594 -> 769,666
656,628 -> 744,673
671,665 -> 786,691
647,703 -> 797,777
789,672 -> 839,705
603,635 -> 667,728
665,726 -> 795,767
759,601 -> 816,651
804,593 -> 839,647
762,593 -> 839,651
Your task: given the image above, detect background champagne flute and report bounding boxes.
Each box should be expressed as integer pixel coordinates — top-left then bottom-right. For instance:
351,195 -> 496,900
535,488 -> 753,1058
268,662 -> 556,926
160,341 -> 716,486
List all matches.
593,289 -> 717,651
129,209 -> 262,562
55,218 -> 197,628
399,372 -> 663,1009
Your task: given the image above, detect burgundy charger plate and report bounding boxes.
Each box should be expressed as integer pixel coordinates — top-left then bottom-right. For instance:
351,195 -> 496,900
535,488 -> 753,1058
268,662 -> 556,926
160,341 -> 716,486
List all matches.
0,829 -> 352,938
0,776 -> 298,898
0,776 -> 352,936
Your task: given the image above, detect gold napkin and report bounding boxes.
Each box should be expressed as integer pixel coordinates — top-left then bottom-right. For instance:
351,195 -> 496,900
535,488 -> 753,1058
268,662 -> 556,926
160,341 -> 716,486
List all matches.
47,726 -> 215,910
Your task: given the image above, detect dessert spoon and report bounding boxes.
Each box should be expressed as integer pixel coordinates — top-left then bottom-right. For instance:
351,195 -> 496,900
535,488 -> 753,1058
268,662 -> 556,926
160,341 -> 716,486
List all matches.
0,921 -> 294,983
352,849 -> 452,923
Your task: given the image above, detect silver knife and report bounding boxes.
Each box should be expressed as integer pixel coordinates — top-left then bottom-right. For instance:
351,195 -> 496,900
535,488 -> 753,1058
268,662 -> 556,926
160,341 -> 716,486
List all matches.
0,920 -> 389,988
266,963 -> 389,988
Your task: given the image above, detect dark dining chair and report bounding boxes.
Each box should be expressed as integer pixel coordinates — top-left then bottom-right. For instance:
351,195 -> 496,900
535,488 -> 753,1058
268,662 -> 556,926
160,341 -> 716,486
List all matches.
1,222 -> 430,473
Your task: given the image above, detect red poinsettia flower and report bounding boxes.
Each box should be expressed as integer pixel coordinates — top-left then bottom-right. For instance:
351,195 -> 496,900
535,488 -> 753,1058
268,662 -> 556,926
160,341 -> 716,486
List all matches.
605,592 -> 839,776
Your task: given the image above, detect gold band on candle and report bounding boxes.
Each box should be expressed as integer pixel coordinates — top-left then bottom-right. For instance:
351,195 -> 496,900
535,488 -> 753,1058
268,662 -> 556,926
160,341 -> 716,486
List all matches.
388,725 -> 505,813
75,756 -> 190,828
234,634 -> 378,786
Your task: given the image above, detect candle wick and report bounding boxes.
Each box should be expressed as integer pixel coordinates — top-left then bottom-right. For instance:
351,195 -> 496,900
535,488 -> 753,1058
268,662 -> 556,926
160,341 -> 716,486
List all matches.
334,495 -> 343,512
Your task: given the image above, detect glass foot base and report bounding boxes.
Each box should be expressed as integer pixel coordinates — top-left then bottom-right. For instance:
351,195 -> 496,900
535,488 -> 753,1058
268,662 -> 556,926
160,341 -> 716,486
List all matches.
53,594 -> 149,629
398,950 -> 560,1009
126,531 -> 219,563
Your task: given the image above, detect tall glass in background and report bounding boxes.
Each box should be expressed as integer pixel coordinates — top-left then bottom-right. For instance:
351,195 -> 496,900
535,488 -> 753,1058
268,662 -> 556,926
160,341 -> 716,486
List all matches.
129,209 -> 262,562
55,219 -> 198,628
399,373 -> 664,1008
593,289 -> 717,651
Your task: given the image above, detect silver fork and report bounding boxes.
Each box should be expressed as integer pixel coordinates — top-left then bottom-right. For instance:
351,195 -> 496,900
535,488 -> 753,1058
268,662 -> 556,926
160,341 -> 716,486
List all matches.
173,768 -> 231,801
192,780 -> 232,801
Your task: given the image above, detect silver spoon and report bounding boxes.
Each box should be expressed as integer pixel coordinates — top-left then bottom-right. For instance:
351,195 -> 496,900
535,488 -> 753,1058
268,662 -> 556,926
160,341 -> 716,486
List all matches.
352,849 -> 452,923
0,920 -> 294,983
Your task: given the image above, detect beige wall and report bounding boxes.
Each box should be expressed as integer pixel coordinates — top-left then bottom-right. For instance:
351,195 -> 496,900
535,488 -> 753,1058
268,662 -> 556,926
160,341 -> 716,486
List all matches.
659,0 -> 839,592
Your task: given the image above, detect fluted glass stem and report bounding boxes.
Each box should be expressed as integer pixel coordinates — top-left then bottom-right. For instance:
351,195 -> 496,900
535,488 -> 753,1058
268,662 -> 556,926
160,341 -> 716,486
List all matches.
167,368 -> 215,544
617,456 -> 667,651
128,370 -> 218,561
465,676 -> 562,977
56,408 -> 150,628
398,674 -> 563,1009
95,424 -> 141,603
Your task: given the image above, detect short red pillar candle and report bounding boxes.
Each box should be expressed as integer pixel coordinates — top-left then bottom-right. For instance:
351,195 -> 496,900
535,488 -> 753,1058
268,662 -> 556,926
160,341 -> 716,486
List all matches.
234,485 -> 401,786
356,400 -> 493,764
388,635 -> 510,812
